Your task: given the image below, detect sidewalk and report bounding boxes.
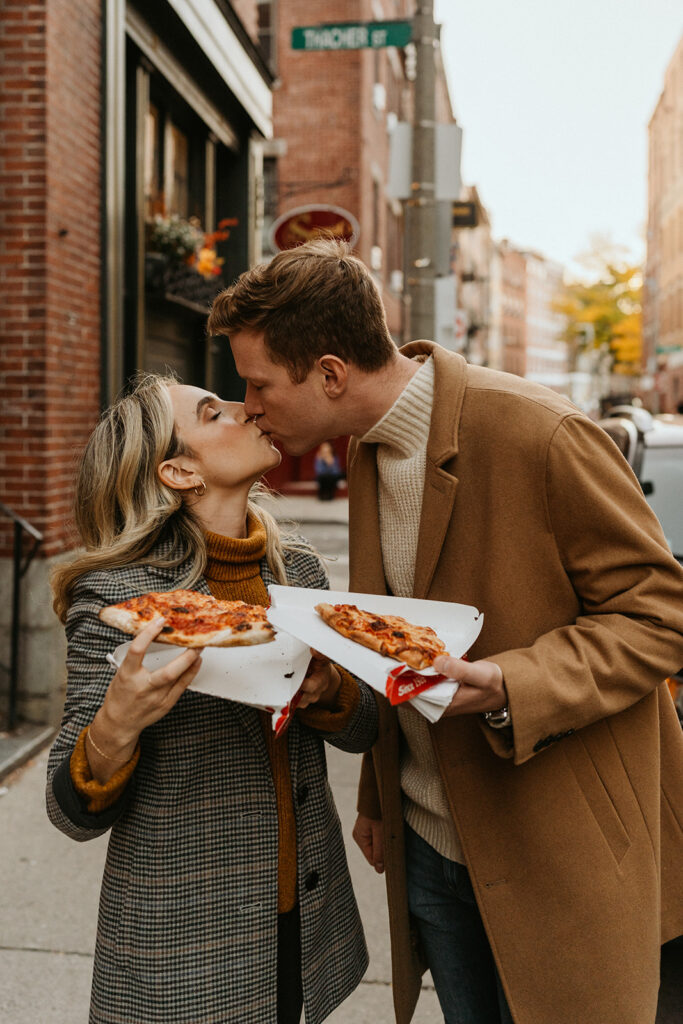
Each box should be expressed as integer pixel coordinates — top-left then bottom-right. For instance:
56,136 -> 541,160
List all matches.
269,491 -> 350,526
0,490 -> 442,1021
0,746 -> 441,1024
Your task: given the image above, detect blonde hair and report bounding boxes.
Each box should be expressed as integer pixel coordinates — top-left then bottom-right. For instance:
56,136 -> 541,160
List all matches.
51,373 -> 308,622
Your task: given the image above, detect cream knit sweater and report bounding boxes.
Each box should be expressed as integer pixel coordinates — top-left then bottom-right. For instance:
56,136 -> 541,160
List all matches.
361,357 -> 464,864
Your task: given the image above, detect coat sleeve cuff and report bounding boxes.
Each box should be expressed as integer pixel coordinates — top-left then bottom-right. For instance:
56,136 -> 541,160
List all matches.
51,727 -> 139,829
70,726 -> 141,813
297,667 -> 360,732
52,751 -> 136,832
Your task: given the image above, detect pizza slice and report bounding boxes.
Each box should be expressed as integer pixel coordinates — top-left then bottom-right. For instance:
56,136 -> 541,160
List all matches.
315,602 -> 447,670
99,589 -> 275,648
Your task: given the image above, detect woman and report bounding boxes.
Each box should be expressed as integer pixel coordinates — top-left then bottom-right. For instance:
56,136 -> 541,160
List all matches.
46,374 -> 378,1024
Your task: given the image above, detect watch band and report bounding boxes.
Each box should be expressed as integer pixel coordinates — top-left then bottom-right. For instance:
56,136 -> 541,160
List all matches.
483,705 -> 512,729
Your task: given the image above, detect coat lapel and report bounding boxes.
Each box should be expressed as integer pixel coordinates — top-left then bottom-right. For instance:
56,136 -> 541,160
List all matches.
401,342 -> 467,599
348,439 -> 388,595
412,461 -> 458,599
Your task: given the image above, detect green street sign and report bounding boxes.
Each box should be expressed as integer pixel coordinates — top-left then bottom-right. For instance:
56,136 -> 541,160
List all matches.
292,20 -> 413,52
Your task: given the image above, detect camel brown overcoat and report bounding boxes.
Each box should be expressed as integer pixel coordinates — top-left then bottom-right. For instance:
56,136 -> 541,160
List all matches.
352,342 -> 683,1024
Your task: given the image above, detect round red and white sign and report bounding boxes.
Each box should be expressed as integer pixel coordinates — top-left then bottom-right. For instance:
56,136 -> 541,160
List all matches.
271,204 -> 360,251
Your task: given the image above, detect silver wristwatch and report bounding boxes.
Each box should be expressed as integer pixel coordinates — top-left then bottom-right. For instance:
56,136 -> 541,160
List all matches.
483,705 -> 512,729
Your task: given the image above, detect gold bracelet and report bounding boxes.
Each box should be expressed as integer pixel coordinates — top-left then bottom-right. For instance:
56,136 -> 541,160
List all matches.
86,725 -> 128,763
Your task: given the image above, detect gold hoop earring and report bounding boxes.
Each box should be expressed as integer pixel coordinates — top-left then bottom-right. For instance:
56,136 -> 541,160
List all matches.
194,481 -> 206,497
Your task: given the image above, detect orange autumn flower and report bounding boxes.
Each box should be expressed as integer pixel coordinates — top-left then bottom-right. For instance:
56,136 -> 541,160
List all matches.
195,246 -> 225,279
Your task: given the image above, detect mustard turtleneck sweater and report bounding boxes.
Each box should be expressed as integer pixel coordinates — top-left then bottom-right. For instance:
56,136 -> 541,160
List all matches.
70,513 -> 360,913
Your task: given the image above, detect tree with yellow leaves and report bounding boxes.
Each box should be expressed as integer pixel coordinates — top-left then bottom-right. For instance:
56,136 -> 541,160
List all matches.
553,244 -> 642,376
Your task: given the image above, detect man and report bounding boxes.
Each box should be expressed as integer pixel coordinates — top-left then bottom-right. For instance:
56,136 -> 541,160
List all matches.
207,239 -> 683,1024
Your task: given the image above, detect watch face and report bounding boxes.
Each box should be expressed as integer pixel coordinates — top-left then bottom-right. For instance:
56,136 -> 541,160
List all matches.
485,707 -> 511,728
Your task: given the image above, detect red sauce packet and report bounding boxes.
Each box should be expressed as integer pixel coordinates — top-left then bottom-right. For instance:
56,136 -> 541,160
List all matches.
385,665 -> 448,705
272,685 -> 304,737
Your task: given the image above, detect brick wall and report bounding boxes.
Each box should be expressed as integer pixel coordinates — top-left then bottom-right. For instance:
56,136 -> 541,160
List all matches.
275,0 -> 363,221
274,0 -> 417,339
0,0 -> 102,561
500,244 -> 528,378
0,0 -> 48,553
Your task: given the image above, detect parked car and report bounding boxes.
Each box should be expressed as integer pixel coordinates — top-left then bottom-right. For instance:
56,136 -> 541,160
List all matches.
598,406 -> 683,722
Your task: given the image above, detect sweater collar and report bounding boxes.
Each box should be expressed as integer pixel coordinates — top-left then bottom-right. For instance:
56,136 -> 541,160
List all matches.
203,511 -> 267,581
360,356 -> 435,457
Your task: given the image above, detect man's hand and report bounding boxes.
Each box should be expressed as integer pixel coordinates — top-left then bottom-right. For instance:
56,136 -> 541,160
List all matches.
296,650 -> 342,710
432,655 -> 508,717
352,813 -> 385,873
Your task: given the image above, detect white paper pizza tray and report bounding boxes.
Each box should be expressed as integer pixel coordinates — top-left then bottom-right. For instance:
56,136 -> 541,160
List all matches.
267,586 -> 484,723
110,630 -> 313,735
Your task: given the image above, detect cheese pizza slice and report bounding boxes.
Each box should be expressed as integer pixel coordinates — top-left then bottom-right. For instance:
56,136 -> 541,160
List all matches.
99,589 -> 275,648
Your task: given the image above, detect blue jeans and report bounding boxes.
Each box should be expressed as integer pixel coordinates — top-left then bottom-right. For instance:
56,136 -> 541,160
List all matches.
405,825 -> 514,1024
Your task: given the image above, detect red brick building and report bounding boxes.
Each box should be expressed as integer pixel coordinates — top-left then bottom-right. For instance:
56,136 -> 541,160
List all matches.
0,0 -> 458,725
498,240 -> 528,378
256,0 -> 456,489
0,0 -> 272,726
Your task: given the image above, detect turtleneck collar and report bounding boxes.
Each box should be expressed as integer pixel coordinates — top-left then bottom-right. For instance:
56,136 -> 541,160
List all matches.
203,510 -> 267,582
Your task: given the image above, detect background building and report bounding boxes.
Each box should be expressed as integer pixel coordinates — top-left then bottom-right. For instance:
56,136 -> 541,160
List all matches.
523,250 -> 569,394
0,0 -> 272,727
644,31 -> 683,412
258,0 -> 458,490
497,239 -> 527,377
451,185 -> 493,366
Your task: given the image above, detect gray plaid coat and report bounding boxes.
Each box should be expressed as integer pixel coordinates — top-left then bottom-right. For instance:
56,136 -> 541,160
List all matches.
46,546 -> 378,1024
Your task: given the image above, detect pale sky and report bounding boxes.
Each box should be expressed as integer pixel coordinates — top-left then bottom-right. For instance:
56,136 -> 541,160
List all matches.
434,0 -> 683,277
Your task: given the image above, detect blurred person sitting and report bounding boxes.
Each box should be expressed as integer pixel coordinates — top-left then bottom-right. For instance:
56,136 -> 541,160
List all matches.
46,373 -> 377,1024
314,441 -> 343,501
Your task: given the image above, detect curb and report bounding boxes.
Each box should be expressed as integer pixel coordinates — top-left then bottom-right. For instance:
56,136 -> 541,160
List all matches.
273,516 -> 350,527
0,724 -> 55,782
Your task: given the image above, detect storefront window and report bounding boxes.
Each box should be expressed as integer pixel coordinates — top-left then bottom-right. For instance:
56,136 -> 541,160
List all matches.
144,103 -> 160,219
127,42 -> 245,397
262,155 -> 278,257
257,1 -> 276,68
144,104 -> 191,219
167,122 -> 189,217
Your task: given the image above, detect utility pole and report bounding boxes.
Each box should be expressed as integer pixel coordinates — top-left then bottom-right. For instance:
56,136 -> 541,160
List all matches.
406,0 -> 438,341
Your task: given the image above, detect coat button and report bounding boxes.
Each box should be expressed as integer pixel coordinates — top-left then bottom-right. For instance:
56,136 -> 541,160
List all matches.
297,784 -> 309,805
304,871 -> 319,891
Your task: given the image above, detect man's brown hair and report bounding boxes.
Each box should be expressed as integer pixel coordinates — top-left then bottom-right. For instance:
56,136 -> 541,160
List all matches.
207,238 -> 396,381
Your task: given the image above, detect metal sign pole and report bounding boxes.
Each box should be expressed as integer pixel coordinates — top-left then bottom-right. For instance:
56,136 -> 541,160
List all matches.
406,0 -> 437,343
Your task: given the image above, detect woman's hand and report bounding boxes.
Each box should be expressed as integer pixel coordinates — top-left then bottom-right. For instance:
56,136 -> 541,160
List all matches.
297,649 -> 342,710
87,617 -> 202,782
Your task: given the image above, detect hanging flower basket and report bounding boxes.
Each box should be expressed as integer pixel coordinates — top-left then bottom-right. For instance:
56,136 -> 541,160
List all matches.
144,214 -> 238,306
